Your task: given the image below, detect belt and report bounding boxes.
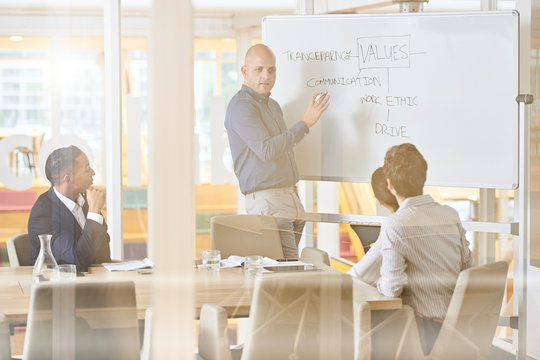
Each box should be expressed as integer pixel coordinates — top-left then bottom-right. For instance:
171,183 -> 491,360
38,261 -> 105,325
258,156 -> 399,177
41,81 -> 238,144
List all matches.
246,185 -> 298,198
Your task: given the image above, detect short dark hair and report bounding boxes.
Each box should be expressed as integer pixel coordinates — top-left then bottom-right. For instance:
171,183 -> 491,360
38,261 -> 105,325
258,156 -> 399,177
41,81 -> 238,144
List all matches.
371,167 -> 398,211
45,145 -> 84,185
383,143 -> 427,198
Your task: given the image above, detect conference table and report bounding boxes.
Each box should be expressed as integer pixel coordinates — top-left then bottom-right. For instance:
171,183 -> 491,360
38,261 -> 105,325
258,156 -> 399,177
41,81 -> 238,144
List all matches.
0,264 -> 401,325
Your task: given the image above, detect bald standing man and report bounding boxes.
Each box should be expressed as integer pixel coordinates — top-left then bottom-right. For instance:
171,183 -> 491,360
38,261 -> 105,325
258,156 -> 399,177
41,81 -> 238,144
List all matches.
225,44 -> 330,258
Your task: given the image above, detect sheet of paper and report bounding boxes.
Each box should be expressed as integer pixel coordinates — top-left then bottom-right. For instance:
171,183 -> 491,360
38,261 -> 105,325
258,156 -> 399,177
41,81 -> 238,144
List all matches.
102,257 -> 154,271
218,255 -> 280,269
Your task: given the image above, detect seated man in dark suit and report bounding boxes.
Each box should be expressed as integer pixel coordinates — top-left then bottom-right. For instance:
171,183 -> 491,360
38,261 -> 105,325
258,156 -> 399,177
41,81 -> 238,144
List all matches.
28,145 -> 111,271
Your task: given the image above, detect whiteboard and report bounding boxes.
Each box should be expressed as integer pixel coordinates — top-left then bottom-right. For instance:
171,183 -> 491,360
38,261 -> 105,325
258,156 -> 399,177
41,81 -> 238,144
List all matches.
262,12 -> 519,189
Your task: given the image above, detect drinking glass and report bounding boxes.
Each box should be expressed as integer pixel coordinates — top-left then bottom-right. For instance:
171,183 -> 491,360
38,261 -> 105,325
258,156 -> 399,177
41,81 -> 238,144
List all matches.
199,250 -> 208,269
202,250 -> 221,271
56,264 -> 77,281
244,255 -> 263,278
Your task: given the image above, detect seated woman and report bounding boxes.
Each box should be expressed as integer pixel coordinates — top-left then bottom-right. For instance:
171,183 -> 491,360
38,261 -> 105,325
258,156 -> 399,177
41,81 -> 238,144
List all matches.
347,167 -> 398,285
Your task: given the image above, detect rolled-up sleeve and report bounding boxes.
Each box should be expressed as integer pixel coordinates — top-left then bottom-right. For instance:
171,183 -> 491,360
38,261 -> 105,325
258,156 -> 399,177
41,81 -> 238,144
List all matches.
458,223 -> 475,270
347,238 -> 382,286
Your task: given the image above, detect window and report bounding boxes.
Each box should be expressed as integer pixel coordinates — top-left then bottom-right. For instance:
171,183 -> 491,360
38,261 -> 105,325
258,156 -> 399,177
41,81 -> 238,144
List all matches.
194,38 -> 237,184
0,52 -> 50,129
57,51 -> 104,154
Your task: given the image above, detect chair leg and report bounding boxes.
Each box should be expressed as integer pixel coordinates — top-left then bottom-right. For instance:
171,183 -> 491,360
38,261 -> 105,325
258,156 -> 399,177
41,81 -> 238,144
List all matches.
13,148 -> 35,176
0,314 -> 12,360
27,152 -> 36,176
14,151 -> 20,176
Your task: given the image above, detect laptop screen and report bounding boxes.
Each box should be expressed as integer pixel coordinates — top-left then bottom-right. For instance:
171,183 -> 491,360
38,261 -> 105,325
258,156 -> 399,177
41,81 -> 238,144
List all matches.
350,224 -> 381,253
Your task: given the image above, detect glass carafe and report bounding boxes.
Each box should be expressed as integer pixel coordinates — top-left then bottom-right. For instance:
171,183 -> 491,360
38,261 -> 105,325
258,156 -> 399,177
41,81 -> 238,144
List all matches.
32,234 -> 58,283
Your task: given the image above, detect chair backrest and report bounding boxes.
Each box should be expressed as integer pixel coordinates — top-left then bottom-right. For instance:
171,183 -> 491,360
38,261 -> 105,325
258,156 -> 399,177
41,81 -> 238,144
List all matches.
429,261 -> 509,359
7,233 -> 31,267
241,272 -> 354,360
198,304 -> 233,360
366,304 -> 425,360
23,280 -> 140,360
210,215 -> 284,259
300,247 -> 330,266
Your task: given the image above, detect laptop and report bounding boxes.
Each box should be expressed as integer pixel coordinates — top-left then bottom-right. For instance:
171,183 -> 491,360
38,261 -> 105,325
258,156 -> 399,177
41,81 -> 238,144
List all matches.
350,224 -> 381,254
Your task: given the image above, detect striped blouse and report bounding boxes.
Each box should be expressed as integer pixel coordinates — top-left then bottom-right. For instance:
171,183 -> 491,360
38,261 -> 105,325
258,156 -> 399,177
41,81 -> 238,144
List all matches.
377,194 -> 475,319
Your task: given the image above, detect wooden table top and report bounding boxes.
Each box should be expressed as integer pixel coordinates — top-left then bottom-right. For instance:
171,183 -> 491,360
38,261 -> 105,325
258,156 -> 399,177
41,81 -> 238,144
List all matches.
0,265 -> 401,324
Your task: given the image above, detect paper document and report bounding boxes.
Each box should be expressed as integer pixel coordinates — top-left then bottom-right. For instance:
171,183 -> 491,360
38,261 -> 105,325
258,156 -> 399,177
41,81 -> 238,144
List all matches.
102,257 -> 154,271
219,255 -> 280,269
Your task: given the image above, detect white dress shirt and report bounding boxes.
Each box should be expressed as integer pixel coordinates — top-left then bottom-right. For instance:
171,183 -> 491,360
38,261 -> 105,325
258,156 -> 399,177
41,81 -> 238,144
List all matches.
377,194 -> 474,319
53,187 -> 103,228
347,239 -> 382,286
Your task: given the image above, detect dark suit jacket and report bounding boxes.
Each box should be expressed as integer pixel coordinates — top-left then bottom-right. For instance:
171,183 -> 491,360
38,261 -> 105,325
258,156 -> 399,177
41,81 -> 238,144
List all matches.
28,187 -> 111,271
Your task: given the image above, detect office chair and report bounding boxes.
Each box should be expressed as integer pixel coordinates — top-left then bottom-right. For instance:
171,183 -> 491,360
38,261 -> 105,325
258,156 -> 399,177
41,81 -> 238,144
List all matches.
199,272 -> 355,360
210,215 -> 284,259
242,272 -> 354,360
13,146 -> 36,176
23,280 -> 140,360
6,233 -> 32,267
428,261 -> 509,359
198,304 -> 235,360
373,261 -> 509,360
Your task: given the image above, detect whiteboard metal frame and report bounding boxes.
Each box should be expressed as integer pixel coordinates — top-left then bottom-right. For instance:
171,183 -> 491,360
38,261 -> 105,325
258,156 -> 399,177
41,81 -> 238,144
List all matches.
515,94 -> 531,360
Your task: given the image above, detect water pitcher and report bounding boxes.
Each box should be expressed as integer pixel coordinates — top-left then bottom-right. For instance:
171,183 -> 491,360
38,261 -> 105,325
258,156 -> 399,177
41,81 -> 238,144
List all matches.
32,234 -> 58,283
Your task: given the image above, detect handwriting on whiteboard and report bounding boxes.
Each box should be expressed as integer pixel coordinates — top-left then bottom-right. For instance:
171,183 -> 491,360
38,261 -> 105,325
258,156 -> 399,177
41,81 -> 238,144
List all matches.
281,35 -> 426,139
357,35 -> 410,69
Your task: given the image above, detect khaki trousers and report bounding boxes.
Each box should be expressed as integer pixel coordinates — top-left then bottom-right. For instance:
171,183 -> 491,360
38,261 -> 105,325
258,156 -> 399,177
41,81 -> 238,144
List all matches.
245,187 -> 305,258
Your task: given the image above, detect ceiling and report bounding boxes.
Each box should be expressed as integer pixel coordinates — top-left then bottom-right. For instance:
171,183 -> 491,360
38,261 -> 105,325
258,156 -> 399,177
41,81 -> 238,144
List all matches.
0,0 -> 518,13
0,0 -> 295,13
1,0 -> 536,35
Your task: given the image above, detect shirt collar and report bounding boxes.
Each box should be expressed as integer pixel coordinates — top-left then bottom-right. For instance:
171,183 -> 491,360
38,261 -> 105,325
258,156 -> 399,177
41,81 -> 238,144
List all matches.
241,84 -> 270,103
398,194 -> 434,211
53,187 -> 85,212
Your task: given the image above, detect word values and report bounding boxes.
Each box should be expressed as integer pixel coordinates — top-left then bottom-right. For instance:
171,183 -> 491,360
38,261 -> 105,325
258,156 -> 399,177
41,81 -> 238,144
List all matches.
357,35 -> 411,69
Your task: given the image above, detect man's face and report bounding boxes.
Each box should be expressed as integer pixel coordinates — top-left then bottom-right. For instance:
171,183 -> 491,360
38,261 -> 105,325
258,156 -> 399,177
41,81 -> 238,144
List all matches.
72,154 -> 95,194
242,49 -> 276,95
